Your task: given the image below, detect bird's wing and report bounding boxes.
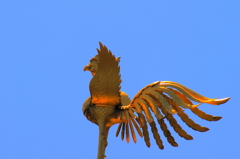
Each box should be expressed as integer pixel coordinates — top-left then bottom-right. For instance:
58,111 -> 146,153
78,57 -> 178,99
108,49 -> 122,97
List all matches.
89,42 -> 121,107
115,81 -> 230,148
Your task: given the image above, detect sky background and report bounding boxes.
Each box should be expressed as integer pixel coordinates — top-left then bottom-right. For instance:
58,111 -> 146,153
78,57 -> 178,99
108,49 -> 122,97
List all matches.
0,1 -> 239,159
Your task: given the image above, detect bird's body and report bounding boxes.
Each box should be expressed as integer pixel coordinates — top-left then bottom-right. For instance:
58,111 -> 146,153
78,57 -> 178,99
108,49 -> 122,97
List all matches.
83,42 -> 230,159
83,92 -> 131,127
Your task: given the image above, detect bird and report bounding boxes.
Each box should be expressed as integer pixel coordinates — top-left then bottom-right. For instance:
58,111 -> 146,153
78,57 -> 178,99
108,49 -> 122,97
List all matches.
82,42 -> 230,159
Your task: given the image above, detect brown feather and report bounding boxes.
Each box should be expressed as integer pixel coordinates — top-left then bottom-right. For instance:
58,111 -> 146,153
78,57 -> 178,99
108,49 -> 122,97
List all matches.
166,114 -> 193,140
120,111 -> 125,121
149,94 -> 193,140
131,107 -> 140,114
125,110 -> 130,121
121,122 -> 125,141
131,118 -> 143,137
177,111 -> 209,132
128,108 -> 137,119
137,113 -> 145,128
114,110 -> 121,119
139,114 -> 151,147
126,122 -> 130,143
163,94 -> 209,132
90,42 -> 121,107
129,120 -> 137,143
116,122 -> 122,137
169,88 -> 193,105
150,121 -> 164,149
169,88 -> 222,121
158,118 -> 178,147
191,107 -> 222,121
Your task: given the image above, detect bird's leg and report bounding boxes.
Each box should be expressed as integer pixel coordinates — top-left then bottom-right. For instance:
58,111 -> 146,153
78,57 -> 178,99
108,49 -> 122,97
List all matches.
102,126 -> 110,158
97,121 -> 107,159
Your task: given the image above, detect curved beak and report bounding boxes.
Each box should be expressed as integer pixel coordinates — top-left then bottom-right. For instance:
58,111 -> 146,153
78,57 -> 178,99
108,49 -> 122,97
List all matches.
83,65 -> 90,71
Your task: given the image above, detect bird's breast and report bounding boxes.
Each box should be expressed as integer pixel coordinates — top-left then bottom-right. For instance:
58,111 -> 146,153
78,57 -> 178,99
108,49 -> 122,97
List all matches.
82,97 -> 121,126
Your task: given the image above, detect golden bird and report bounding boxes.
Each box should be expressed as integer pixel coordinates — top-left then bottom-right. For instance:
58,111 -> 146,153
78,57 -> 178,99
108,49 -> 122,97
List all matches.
82,42 -> 230,159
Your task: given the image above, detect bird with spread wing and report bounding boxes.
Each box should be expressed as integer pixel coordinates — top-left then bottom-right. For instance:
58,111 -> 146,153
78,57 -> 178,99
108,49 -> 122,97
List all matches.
82,42 -> 230,159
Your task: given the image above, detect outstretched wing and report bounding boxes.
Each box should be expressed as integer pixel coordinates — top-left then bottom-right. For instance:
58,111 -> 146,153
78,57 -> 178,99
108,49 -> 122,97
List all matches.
89,42 -> 122,106
115,81 -> 230,149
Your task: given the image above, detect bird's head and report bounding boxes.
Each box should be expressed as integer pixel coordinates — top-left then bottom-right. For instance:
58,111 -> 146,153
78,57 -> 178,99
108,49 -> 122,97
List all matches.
83,54 -> 99,76
84,54 -> 120,76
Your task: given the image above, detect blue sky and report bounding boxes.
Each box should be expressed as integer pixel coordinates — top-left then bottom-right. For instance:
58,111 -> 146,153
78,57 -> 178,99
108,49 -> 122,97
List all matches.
0,1 -> 239,159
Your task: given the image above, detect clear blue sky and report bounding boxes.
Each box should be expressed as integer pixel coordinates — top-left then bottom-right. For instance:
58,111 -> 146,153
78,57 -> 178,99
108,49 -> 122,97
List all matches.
0,1 -> 239,159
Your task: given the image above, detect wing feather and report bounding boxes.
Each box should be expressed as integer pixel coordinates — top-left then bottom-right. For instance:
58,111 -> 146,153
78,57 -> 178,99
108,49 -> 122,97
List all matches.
149,121 -> 164,149
145,89 -> 176,114
116,122 -> 122,137
136,98 -> 154,123
126,122 -> 130,143
125,110 -> 130,121
131,118 -> 143,137
191,107 -> 222,121
151,94 -> 193,140
121,122 -> 125,141
139,114 -> 151,147
129,120 -> 137,143
169,88 -> 222,121
158,118 -> 178,147
128,109 -> 137,119
120,111 -> 125,121
166,114 -> 193,140
162,94 -> 209,132
140,94 -> 164,119
90,42 -> 121,106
